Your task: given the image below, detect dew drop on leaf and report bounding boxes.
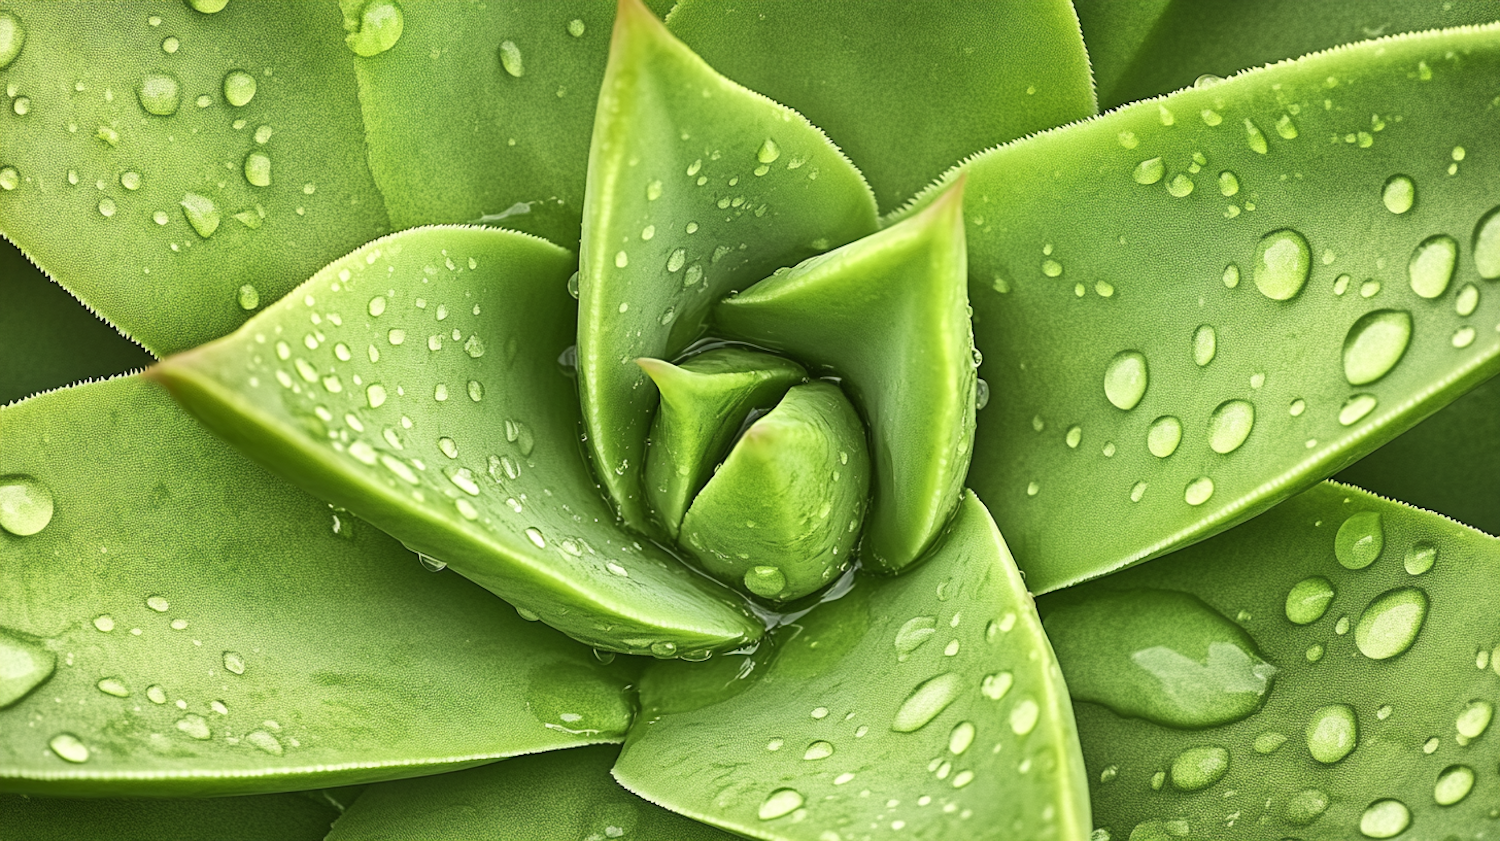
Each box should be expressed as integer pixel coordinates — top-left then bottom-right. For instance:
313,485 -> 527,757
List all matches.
1103,351 -> 1148,410
1381,174 -> 1415,214
1284,576 -> 1335,625
891,672 -> 961,732
223,70 -> 257,107
344,0 -> 404,57
0,474 -> 54,536
0,12 -> 26,69
1253,229 -> 1311,301
1342,310 -> 1412,385
1335,511 -> 1383,569
48,733 -> 89,763
1207,399 -> 1254,454
1168,745 -> 1229,792
1359,799 -> 1410,839
137,72 -> 180,116
1305,703 -> 1358,764
1408,234 -> 1458,298
1353,587 -> 1427,660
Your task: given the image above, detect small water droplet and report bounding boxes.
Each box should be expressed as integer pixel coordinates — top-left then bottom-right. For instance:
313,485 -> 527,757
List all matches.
1306,703 -> 1358,763
498,40 -> 524,77
223,69 -> 257,107
757,138 -> 781,164
1244,119 -> 1268,153
891,673 -> 962,732
96,677 -> 129,698
1222,263 -> 1240,288
1339,393 -> 1378,426
344,0 -> 404,57
236,284 -> 260,311
1165,173 -> 1194,198
0,474 -> 55,536
246,729 -> 284,756
1103,351 -> 1148,411
1285,576 -> 1335,625
524,527 -> 546,549
1146,416 -> 1181,458
894,616 -> 937,661
1403,541 -> 1437,575
1253,229 -> 1311,300
464,334 -> 485,358
1434,764 -> 1476,806
1218,171 -> 1240,197
1189,324 -> 1218,367
1207,399 -> 1255,454
1010,698 -> 1040,735
743,565 -> 786,599
97,197 -> 117,218
1474,206 -> 1500,279
1184,477 -> 1214,506
1169,745 -> 1229,792
223,650 -> 246,675
1289,398 -> 1306,416
1359,799 -> 1410,839
1452,325 -> 1476,348
48,733 -> 89,763
948,721 -> 976,755
1354,587 -> 1428,659
1132,157 -> 1165,185
137,72 -> 181,116
180,193 -> 221,238
566,18 -> 585,37
1065,424 -> 1082,449
1342,310 -> 1412,385
1335,511 -> 1384,569
758,788 -> 803,821
1253,732 -> 1287,754
803,740 -> 833,761
1284,788 -> 1330,826
1382,174 -> 1415,214
975,378 -> 990,410
649,640 -> 677,659
467,380 -> 484,402
1275,113 -> 1298,139
1456,700 -> 1493,741
1408,235 -> 1458,299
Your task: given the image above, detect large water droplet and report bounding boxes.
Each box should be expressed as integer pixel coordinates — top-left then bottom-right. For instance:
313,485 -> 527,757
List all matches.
1244,119 -> 1268,154
1342,310 -> 1412,385
1207,400 -> 1254,454
1284,576 -> 1335,625
137,72 -> 181,116
1403,541 -> 1437,575
1306,703 -> 1358,764
1043,589 -> 1276,729
1253,229 -> 1311,301
1132,157 -> 1165,185
758,788 -> 803,821
244,151 -> 272,187
180,193 -> 221,238
1169,745 -> 1229,792
498,40 -> 524,77
1475,206 -> 1500,279
1456,700 -> 1493,741
894,616 -> 937,661
1354,587 -> 1428,660
891,672 -> 962,732
1382,175 -> 1415,214
757,138 -> 781,164
48,733 -> 89,763
803,740 -> 833,760
223,70 -> 256,107
1191,324 -> 1217,367
1335,511 -> 1383,569
345,0 -> 404,57
0,474 -> 54,536
0,12 -> 26,69
1104,351 -> 1148,410
1408,235 -> 1458,299
1434,765 -> 1475,806
1147,416 -> 1182,458
0,627 -> 55,708
1359,799 -> 1410,839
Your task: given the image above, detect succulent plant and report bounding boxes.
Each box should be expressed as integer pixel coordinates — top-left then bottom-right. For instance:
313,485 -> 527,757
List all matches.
2,1 -> 1500,839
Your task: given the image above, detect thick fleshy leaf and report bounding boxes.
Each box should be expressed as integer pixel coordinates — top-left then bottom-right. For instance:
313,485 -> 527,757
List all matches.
900,23 -> 1500,593
0,1 -> 390,354
0,376 -> 634,796
326,746 -> 737,841
667,0 -> 1097,212
1079,0 -> 1500,109
0,792 -> 340,841
577,0 -> 878,532
678,381 -> 869,602
1338,374 -> 1500,536
716,181 -> 975,572
639,348 -> 806,538
0,236 -> 151,406
1042,481 -> 1500,841
153,226 -> 762,657
348,0 -> 612,248
614,493 -> 1090,841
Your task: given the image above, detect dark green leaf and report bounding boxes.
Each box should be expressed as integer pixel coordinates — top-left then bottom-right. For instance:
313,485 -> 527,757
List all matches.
668,0 -> 1097,211
0,376 -> 634,796
326,746 -> 738,841
902,23 -> 1500,592
153,226 -> 762,657
1042,481 -> 1500,841
577,0 -> 878,532
614,493 -> 1090,841
0,791 -> 339,841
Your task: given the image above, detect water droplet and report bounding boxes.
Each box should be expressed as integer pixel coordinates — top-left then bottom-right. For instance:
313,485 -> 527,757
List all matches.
1354,587 -> 1428,659
418,553 -> 446,572
757,138 -> 781,164
1253,229 -> 1311,301
1221,263 -> 1240,289
254,124 -> 273,144
1456,700 -> 1493,740
1359,799 -> 1410,839
1474,205 -> 1500,279
223,70 -> 256,107
1382,174 -> 1415,214
236,284 -> 260,311
1132,157 -> 1165,185
649,640 -> 677,658
498,40 -> 524,77
803,740 -> 833,761
1285,576 -> 1335,625
1434,765 -> 1475,806
742,565 -> 786,599
0,474 -> 55,536
1289,398 -> 1306,416
1339,393 -> 1378,426
1146,416 -> 1182,458
180,193 -> 221,238
894,616 -> 937,661
97,677 -> 129,698
524,527 -> 546,549
146,595 -> 170,613
1166,174 -> 1194,198
145,684 -> 167,704
1244,119 -> 1268,153
1010,698 -> 1040,735
223,651 -> 246,675
567,18 -> 585,37
243,151 -> 273,188
1184,477 -> 1214,506
1187,324 -> 1218,367
1275,113 -> 1298,139
1043,589 -> 1276,728
1408,235 -> 1458,299
97,197 -> 117,218
467,380 -> 484,402
948,721 -> 975,755
1335,511 -> 1384,569
1065,424 -> 1082,449
891,673 -> 962,732
758,788 -> 803,821
189,0 -> 230,11
1169,745 -> 1229,792
463,334 -> 485,358
1403,542 -> 1437,575
0,12 -> 25,69
0,627 -> 55,709
1342,309 -> 1413,386
1254,731 -> 1287,754
246,729 -> 284,756
1103,350 -> 1148,410
1284,788 -> 1330,826
976,378 -> 990,411
0,166 -> 18,192
1306,703 -> 1358,763
177,713 -> 212,740
344,0 -> 404,57
1453,326 -> 1476,348
137,72 -> 180,116
48,733 -> 89,763
1041,258 -> 1063,277
1207,399 -> 1255,454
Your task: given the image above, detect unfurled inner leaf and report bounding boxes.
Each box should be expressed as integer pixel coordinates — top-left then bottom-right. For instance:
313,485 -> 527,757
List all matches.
577,0 -> 877,532
327,746 -> 738,841
0,1 -> 389,354
614,493 -> 1090,841
716,181 -> 975,572
153,226 -> 761,658
902,23 -> 1500,592
0,377 -> 634,796
1045,481 -> 1500,841
667,0 -> 1097,212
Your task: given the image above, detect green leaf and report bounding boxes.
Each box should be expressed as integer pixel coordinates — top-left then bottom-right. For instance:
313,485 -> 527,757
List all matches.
0,376 -> 634,796
347,0 -> 613,248
678,381 -> 869,602
1338,374 -> 1500,536
716,181 -> 975,572
639,348 -> 806,538
577,0 -> 878,532
152,226 -> 762,657
326,746 -> 738,840
902,23 -> 1500,592
0,236 -> 151,406
1079,0 -> 1500,109
0,791 -> 339,841
667,0 -> 1097,211
1042,481 -> 1500,841
0,1 -> 390,354
613,493 -> 1090,841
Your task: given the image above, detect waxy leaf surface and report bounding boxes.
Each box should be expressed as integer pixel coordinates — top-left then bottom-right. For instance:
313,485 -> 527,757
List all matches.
1044,482 -> 1500,841
327,746 -> 737,841
0,1 -> 389,354
905,24 -> 1500,592
0,377 -> 633,796
667,0 -> 1097,211
577,0 -> 877,532
0,791 -> 340,841
614,493 -> 1090,841
154,226 -> 762,657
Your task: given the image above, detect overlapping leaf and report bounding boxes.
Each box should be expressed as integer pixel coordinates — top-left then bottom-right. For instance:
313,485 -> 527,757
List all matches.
0,790 -> 342,841
0,376 -> 635,796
